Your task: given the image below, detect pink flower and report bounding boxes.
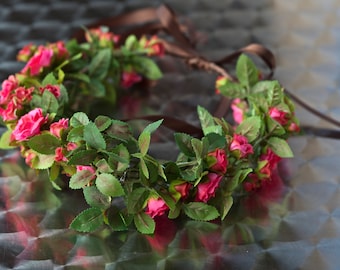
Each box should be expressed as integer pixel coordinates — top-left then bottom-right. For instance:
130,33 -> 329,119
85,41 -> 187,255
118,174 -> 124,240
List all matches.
195,173 -> 223,203
231,98 -> 246,124
54,41 -> 69,59
50,118 -> 68,138
17,43 -> 36,62
55,147 -> 67,162
0,100 -> 20,121
269,107 -> 288,126
21,46 -> 53,76
66,142 -> 78,151
145,36 -> 165,56
288,122 -> 300,133
145,197 -> 169,218
0,75 -> 18,104
260,147 -> 281,170
120,71 -> 142,89
207,148 -> 228,174
174,182 -> 192,199
40,84 -> 61,98
11,108 -> 47,141
229,134 -> 254,158
24,150 -> 36,167
14,87 -> 34,103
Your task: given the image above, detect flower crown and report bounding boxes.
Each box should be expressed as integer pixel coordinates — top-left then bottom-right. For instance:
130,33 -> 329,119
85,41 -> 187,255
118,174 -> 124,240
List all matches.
0,8 -> 302,235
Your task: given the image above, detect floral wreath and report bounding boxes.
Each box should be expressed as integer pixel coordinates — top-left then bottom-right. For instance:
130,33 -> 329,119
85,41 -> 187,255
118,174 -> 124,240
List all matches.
0,5 -> 330,235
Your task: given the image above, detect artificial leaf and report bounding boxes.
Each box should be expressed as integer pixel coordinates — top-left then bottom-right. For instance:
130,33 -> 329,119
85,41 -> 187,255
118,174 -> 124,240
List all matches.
183,202 -> 220,221
107,144 -> 130,172
106,120 -> 132,141
69,207 -> 103,232
127,187 -> 149,214
107,207 -> 131,231
143,119 -> 163,134
0,129 -> 15,149
235,116 -> 261,142
138,131 -> 151,156
30,153 -> 55,170
70,112 -> 89,127
68,149 -> 97,165
69,170 -> 95,189
89,48 -> 111,79
88,78 -> 106,97
218,81 -> 246,98
41,90 -> 59,114
139,158 -> 149,179
133,56 -> 162,80
266,116 -> 285,135
267,137 -> 294,158
95,159 -> 113,173
96,173 -> 125,197
197,105 -> 215,135
191,138 -> 203,159
84,122 -> 106,150
42,72 -> 58,86
49,163 -> 60,182
220,195 -> 233,220
134,212 -> 155,234
27,133 -> 61,155
174,133 -> 195,157
83,186 -> 111,209
95,115 -> 112,131
67,125 -> 84,142
236,54 -> 258,89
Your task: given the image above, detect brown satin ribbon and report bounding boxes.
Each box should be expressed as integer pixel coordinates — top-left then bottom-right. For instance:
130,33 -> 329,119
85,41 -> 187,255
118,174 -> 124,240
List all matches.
73,4 -> 340,139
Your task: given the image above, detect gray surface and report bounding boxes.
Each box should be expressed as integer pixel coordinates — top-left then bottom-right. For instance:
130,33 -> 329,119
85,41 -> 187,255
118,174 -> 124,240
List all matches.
1,0 -> 340,269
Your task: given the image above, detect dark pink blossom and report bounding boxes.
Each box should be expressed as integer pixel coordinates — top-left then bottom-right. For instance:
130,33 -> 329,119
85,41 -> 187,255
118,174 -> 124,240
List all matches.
55,147 -> 67,162
231,98 -> 246,124
145,197 -> 169,218
207,148 -> 228,174
21,46 -> 53,76
11,108 -> 47,141
40,84 -> 61,98
229,134 -> 254,158
145,36 -> 165,56
120,71 -> 142,89
174,182 -> 192,199
50,118 -> 68,138
269,107 -> 289,126
0,75 -> 18,104
0,100 -> 20,121
14,87 -> 34,103
195,173 -> 223,202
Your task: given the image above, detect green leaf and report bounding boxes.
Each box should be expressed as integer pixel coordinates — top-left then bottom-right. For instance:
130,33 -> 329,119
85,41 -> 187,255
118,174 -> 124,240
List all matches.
124,35 -> 138,50
96,173 -> 125,197
68,149 -> 97,165
70,112 -> 89,127
133,56 -> 162,80
138,132 -> 150,156
197,106 -> 215,135
134,212 -> 155,234
179,163 -> 203,182
88,78 -> 106,97
127,187 -> 149,214
191,138 -> 203,159
84,122 -> 106,150
139,158 -> 149,179
95,159 -> 113,173
218,81 -> 246,98
27,134 -> 61,155
42,72 -> 58,86
267,137 -> 294,158
49,163 -> 60,182
89,48 -> 111,79
174,133 -> 195,157
252,80 -> 283,107
107,144 -> 130,172
107,207 -> 131,231
69,207 -> 103,232
83,186 -> 111,209
235,116 -> 261,142
236,54 -> 258,89
66,72 -> 90,83
266,116 -> 285,136
206,133 -> 227,150
31,153 -> 55,169
0,129 -> 15,149
183,202 -> 220,221
95,115 -> 112,131
41,90 -> 59,114
67,126 -> 84,142
221,196 -> 233,220
143,119 -> 163,134
106,120 -> 132,141
226,168 -> 253,192
69,170 -> 95,189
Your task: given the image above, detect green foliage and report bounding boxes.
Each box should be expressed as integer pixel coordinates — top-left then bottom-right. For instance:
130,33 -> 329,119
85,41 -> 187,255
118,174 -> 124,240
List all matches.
69,207 -> 103,232
236,116 -> 261,142
267,137 -> 294,158
183,202 -> 220,221
96,173 -> 125,197
28,134 -> 61,155
236,54 -> 259,89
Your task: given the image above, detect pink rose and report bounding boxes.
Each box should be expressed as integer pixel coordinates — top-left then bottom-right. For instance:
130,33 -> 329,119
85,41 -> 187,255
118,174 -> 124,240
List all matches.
231,98 -> 246,124
288,122 -> 300,133
55,147 -> 67,162
0,75 -> 18,104
17,43 -> 36,62
0,100 -> 20,121
50,118 -> 68,138
40,84 -> 61,98
11,108 -> 47,141
207,148 -> 228,174
145,197 -> 169,218
174,182 -> 192,199
66,142 -> 78,151
120,71 -> 142,89
260,147 -> 281,170
24,150 -> 36,167
195,173 -> 223,203
54,41 -> 69,59
145,36 -> 165,57
269,107 -> 288,126
14,86 -> 34,103
21,46 -> 53,76
229,134 -> 254,158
